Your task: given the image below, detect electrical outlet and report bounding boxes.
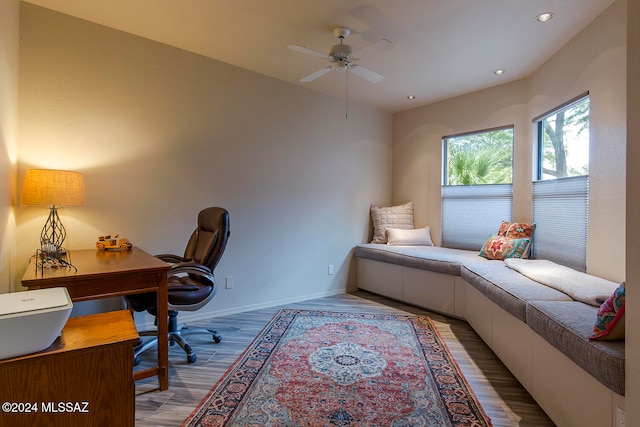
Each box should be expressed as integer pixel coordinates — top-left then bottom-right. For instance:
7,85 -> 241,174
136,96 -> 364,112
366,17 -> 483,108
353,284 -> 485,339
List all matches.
617,407 -> 625,427
328,265 -> 334,275
225,277 -> 233,289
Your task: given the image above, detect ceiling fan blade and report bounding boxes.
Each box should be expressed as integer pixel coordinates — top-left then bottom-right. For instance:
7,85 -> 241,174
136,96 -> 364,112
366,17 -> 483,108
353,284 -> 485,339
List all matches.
288,44 -> 327,58
300,66 -> 332,82
354,39 -> 392,60
349,64 -> 384,83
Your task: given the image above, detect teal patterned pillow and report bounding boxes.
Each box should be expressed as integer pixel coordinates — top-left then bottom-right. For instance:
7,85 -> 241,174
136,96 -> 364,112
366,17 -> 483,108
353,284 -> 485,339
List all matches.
590,282 -> 625,341
479,235 -> 532,260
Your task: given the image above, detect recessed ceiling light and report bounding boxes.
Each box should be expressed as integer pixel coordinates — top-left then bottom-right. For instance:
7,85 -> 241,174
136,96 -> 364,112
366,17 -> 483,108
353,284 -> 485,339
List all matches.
536,12 -> 554,22
494,69 -> 505,75
407,95 -> 416,100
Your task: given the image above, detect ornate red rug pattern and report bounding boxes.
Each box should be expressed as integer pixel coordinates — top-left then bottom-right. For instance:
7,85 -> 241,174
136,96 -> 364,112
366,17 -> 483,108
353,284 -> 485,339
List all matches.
183,309 -> 492,426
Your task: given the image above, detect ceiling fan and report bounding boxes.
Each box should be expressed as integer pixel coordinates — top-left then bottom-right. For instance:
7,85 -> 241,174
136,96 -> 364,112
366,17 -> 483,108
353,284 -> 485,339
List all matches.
288,27 -> 392,83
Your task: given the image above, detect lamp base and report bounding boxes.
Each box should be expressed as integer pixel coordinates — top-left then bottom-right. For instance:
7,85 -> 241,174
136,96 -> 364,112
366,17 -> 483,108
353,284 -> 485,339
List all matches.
34,247 -> 76,273
40,206 -> 67,254
40,243 -> 65,258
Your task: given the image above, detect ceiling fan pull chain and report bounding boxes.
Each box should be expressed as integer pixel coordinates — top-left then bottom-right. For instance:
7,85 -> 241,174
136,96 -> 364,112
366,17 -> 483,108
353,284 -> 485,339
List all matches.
345,68 -> 349,119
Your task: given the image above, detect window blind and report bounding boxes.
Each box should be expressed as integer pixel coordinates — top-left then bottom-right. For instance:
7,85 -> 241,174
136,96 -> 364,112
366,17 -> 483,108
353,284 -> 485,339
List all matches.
441,184 -> 513,250
532,175 -> 588,271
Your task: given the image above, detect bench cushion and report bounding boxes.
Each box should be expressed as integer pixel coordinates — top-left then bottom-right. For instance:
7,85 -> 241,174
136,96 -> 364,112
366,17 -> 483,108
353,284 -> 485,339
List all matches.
526,301 -> 625,395
354,244 -> 484,276
461,261 -> 572,322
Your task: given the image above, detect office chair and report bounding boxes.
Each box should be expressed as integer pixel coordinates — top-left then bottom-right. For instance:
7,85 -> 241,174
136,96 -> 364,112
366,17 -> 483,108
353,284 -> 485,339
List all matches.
127,207 -> 230,364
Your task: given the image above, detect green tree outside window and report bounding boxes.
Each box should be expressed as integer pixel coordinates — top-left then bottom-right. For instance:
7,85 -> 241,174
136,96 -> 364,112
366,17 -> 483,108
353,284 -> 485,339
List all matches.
444,127 -> 513,185
538,97 -> 589,180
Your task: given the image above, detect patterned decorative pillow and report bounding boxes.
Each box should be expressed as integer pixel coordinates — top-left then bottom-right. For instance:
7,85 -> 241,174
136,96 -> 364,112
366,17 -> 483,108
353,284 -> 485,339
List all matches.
497,220 -> 512,237
505,222 -> 536,239
370,202 -> 414,244
479,235 -> 532,260
590,282 -> 625,341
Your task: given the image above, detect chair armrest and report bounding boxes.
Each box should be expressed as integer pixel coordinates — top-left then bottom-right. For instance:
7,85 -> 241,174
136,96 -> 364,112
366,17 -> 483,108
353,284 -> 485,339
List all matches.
170,261 -> 212,274
168,262 -> 215,286
155,254 -> 189,264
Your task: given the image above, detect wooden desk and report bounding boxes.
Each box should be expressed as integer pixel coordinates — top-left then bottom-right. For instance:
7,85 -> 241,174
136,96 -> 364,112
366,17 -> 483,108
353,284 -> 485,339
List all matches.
0,310 -> 139,427
21,248 -> 170,390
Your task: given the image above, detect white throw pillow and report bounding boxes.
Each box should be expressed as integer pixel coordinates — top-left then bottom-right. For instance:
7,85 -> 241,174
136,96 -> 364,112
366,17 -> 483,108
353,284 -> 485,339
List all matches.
370,202 -> 414,244
386,227 -> 434,246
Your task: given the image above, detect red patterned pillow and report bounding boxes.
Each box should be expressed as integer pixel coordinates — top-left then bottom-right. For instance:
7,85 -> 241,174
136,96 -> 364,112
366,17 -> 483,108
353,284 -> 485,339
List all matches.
505,222 -> 536,239
479,235 -> 532,260
590,282 -> 625,341
497,221 -> 512,237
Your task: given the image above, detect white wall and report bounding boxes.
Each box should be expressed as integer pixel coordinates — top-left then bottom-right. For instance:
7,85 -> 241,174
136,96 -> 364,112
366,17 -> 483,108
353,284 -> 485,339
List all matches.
16,4 -> 392,318
392,80 -> 529,244
393,0 -> 626,283
0,0 -> 20,294
625,0 -> 639,421
527,0 -> 626,280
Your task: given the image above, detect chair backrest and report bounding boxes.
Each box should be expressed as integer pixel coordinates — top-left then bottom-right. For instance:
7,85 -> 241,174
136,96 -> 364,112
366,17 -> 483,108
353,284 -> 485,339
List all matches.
183,207 -> 230,271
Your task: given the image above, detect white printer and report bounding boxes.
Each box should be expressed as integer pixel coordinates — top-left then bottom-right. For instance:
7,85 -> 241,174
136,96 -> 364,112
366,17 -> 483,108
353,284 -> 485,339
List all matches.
0,287 -> 73,360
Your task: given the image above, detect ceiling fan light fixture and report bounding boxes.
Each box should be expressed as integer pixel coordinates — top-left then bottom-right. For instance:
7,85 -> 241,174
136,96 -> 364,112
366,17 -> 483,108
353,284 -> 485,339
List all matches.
333,60 -> 349,72
329,44 -> 355,63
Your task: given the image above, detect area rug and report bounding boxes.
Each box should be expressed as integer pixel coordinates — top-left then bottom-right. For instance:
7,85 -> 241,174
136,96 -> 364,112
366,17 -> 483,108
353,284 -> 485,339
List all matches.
183,309 -> 492,427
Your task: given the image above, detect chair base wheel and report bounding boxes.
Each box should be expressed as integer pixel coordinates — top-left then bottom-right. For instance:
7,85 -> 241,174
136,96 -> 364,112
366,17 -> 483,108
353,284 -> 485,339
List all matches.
132,324 -> 222,365
183,343 -> 197,364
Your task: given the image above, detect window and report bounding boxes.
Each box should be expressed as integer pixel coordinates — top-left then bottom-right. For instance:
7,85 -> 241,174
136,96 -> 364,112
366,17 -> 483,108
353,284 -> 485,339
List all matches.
536,95 -> 589,180
442,126 -> 514,250
532,94 -> 589,271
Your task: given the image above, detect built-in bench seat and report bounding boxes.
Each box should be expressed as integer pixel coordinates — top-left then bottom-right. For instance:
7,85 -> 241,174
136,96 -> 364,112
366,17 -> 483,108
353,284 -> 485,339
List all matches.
461,261 -> 572,322
354,243 -> 625,427
526,300 -> 625,396
354,243 -> 485,276
355,244 -> 484,317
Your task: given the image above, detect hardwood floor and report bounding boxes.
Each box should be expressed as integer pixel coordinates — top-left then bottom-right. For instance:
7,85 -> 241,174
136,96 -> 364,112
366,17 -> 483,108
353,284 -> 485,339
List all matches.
134,291 -> 556,426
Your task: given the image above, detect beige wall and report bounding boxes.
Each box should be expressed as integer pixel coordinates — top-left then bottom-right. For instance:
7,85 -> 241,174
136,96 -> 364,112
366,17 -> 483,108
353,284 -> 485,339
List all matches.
393,80 -> 529,243
0,0 -> 20,294
527,0 -> 627,280
393,0 -> 626,283
16,4 -> 392,318
625,0 -> 639,421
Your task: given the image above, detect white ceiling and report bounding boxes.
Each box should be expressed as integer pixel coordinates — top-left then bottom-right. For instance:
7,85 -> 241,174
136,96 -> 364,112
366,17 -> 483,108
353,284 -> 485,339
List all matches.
25,0 -> 614,113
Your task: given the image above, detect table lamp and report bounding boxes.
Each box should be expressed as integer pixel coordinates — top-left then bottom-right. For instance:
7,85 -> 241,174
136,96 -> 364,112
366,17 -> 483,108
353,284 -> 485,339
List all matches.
21,169 -> 85,258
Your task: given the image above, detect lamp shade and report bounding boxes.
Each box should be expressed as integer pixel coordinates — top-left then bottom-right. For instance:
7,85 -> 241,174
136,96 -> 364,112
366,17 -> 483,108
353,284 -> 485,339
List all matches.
21,169 -> 85,207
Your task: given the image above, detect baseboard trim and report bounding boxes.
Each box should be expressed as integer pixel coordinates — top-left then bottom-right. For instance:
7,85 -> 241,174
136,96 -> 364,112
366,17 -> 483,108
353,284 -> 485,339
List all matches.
136,289 -> 347,329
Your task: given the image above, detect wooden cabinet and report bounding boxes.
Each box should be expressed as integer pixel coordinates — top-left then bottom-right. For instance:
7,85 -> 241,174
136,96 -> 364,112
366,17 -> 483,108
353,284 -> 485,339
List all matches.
22,248 -> 170,390
0,310 -> 139,427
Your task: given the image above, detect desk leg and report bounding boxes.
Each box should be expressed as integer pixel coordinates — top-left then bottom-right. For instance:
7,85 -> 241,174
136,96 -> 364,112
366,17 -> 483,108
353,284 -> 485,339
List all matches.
157,272 -> 169,390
